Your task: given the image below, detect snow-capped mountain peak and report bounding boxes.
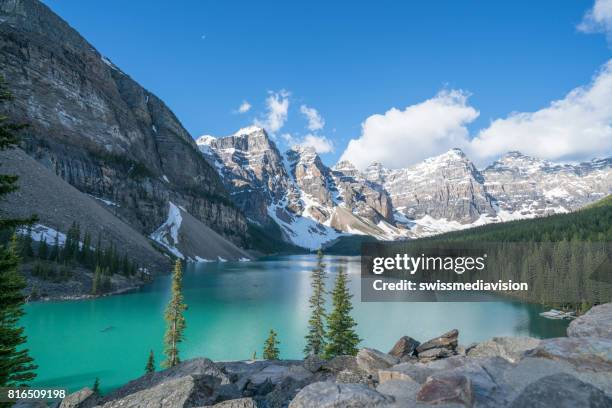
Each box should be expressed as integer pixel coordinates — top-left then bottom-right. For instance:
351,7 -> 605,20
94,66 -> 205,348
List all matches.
197,128 -> 611,249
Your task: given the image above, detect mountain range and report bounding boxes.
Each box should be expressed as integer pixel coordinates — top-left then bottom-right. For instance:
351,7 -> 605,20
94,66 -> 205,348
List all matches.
198,126 -> 611,249
0,0 -> 610,265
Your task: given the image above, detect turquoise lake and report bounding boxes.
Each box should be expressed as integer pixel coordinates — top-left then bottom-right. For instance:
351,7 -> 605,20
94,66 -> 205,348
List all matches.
22,255 -> 569,393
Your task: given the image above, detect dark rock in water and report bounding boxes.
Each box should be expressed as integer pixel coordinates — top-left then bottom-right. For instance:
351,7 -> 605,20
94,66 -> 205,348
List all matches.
356,348 -> 398,380
526,337 -> 612,372
416,373 -> 474,406
388,336 -> 420,359
567,303 -> 612,340
508,373 -> 612,408
59,387 -> 98,408
288,381 -> 392,408
416,329 -> 459,354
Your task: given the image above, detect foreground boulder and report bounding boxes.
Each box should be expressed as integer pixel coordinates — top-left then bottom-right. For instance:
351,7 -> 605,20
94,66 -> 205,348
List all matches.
467,336 -> 540,363
103,358 -> 230,402
288,382 -> 392,408
508,373 -> 612,408
356,348 -> 398,380
203,398 -> 260,407
567,303 -> 612,340
416,329 -> 459,362
60,387 -> 98,408
527,337 -> 612,372
98,375 -> 221,407
416,373 -> 474,406
387,336 -> 420,360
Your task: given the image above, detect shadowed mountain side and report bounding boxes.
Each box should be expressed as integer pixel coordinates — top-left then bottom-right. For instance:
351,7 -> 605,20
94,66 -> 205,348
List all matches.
175,207 -> 252,261
0,148 -> 169,273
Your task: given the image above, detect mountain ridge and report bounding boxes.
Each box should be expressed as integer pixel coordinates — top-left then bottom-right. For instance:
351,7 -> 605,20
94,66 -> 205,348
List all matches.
198,127 -> 611,249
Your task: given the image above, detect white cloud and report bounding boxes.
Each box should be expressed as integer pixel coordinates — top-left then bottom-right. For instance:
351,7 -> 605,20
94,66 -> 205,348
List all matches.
237,100 -> 251,113
254,90 -> 290,133
300,105 -> 325,131
301,134 -> 334,153
340,90 -> 479,170
578,0 -> 612,43
281,133 -> 334,154
470,59 -> 612,163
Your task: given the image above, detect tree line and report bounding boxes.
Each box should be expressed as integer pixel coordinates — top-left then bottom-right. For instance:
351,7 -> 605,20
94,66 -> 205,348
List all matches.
11,222 -> 142,295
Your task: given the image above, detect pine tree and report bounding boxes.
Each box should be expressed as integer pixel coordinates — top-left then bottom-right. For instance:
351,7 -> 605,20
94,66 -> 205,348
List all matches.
0,76 -> 37,389
162,259 -> 187,368
145,350 -> 155,374
19,227 -> 33,259
324,266 -> 360,358
263,329 -> 280,360
92,377 -> 100,393
0,236 -> 38,387
304,250 -> 327,356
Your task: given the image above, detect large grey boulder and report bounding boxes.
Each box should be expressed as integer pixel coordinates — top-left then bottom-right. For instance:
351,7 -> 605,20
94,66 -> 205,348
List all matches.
103,358 -> 230,402
60,387 -> 98,408
98,375 -> 220,408
376,379 -> 420,406
567,303 -> 612,340
467,336 -> 541,363
303,355 -> 324,373
416,329 -> 459,362
322,355 -> 359,373
378,363 -> 435,384
288,382 -> 392,408
388,336 -> 420,360
527,337 -> 612,372
356,348 -> 399,380
508,373 -> 612,408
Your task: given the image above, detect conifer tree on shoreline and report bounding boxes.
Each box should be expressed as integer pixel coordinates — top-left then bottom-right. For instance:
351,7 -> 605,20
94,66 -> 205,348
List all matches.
304,250 -> 327,356
162,259 -> 187,368
263,329 -> 280,360
324,266 -> 360,358
145,350 -> 155,374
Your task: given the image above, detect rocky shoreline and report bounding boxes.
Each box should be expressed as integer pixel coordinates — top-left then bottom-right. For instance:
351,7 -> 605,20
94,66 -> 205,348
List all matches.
19,302 -> 611,408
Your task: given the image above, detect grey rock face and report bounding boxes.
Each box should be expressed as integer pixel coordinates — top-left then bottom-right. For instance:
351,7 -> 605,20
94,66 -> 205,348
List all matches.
508,373 -> 612,408
97,375 -> 220,408
416,329 -> 459,362
356,348 -> 399,380
0,0 -> 247,245
288,381 -> 392,408
526,337 -> 612,372
466,336 -> 541,363
567,303 -> 612,340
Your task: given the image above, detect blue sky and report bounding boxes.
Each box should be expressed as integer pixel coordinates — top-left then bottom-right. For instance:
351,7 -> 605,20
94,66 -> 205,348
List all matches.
43,0 -> 612,168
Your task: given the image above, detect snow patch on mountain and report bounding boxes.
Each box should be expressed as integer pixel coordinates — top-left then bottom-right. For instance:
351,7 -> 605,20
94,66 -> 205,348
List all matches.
150,202 -> 184,259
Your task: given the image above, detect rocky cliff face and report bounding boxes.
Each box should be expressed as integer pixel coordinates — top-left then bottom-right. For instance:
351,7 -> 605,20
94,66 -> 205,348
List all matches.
0,0 -> 248,245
